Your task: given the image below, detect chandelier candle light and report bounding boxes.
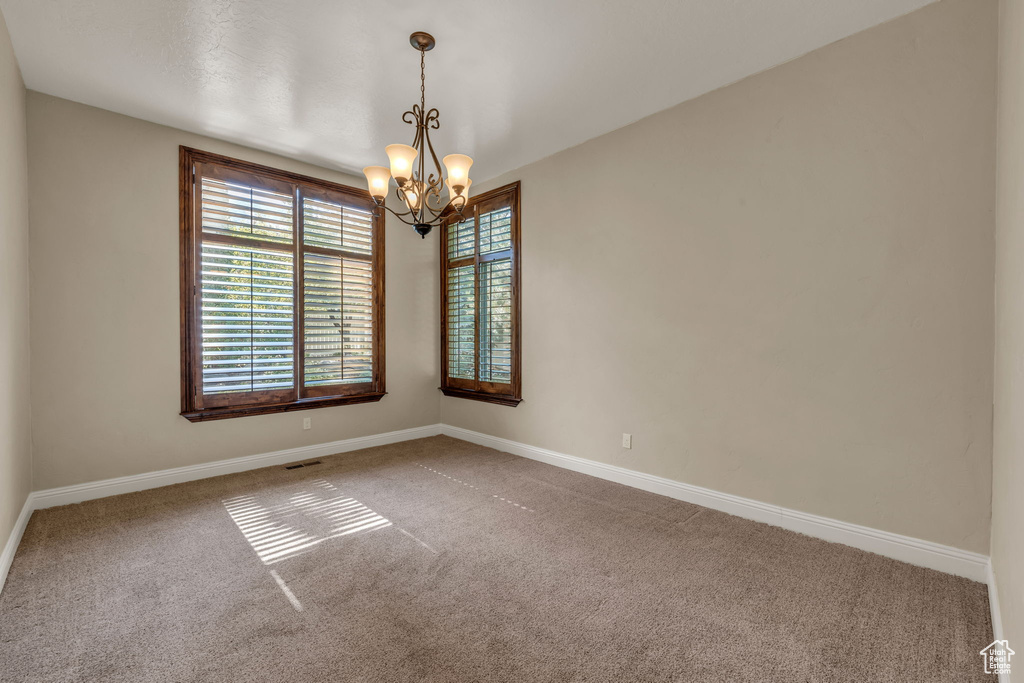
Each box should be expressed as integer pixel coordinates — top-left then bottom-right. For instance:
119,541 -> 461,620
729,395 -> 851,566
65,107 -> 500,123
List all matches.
363,31 -> 473,238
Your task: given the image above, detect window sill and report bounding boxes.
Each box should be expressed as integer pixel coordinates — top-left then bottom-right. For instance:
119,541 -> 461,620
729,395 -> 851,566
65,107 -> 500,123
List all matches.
439,387 -> 522,407
181,392 -> 386,422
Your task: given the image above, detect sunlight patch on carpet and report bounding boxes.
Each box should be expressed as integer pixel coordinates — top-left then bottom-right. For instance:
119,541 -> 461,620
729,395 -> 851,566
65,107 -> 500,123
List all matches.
223,479 -> 392,564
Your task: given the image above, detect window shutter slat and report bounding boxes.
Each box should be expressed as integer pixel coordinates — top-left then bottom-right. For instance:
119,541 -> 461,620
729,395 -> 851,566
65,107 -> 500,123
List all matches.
479,208 -> 512,255
447,216 -> 476,259
447,264 -> 476,380
303,253 -> 343,386
303,254 -> 374,386
200,243 -> 295,394
479,257 -> 513,382
303,197 -> 373,254
201,178 -> 294,244
341,258 -> 374,382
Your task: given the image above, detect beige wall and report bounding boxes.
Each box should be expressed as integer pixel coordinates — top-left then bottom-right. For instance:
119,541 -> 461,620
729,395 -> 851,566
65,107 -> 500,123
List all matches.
994,0 -> 1024,664
0,10 -> 31,551
13,0 -> 1002,566
26,93 -> 439,490
443,0 -> 997,554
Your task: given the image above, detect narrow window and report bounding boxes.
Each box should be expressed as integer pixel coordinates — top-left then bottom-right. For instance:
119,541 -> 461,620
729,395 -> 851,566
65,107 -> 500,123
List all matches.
440,181 -> 521,406
180,147 -> 385,421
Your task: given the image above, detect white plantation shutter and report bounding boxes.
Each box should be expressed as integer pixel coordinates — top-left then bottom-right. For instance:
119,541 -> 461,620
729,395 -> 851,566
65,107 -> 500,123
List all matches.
302,253 -> 345,386
201,244 -> 295,394
300,195 -> 376,395
478,207 -> 512,254
477,206 -> 513,383
339,258 -> 374,382
447,263 -> 475,379
448,216 -> 476,259
182,149 -> 383,420
441,182 -> 521,405
303,197 -> 373,254
479,258 -> 512,383
301,255 -> 374,388
201,178 -> 294,244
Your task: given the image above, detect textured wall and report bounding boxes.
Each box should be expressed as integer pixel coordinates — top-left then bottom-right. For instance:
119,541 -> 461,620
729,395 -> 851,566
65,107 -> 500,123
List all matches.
0,8 -> 31,558
26,93 -> 439,490
994,0 -> 1024,667
442,0 -> 997,553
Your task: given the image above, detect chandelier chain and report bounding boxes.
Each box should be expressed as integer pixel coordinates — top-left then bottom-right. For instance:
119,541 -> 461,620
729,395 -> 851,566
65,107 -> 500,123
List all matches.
420,49 -> 426,114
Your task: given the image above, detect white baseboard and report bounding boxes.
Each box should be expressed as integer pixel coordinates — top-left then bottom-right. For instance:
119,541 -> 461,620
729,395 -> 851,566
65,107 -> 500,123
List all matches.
31,424 -> 443,510
0,494 -> 35,593
988,563 -> 1005,649
4,422 -> 991,598
1,424 -> 443,595
440,425 -> 991,583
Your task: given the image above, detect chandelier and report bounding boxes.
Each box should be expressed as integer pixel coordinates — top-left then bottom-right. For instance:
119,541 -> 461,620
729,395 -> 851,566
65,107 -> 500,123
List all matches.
363,32 -> 473,238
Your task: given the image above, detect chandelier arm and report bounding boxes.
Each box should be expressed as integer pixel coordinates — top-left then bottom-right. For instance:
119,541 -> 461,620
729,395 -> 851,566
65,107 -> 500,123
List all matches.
420,112 -> 444,217
375,196 -> 465,232
424,179 -> 446,213
400,104 -> 424,192
375,202 -> 420,227
420,201 -> 444,220
396,184 -> 418,215
414,111 -> 425,152
423,109 -> 444,185
401,105 -> 419,128
424,195 -> 443,214
424,193 -> 458,219
424,196 -> 466,222
388,198 -> 417,220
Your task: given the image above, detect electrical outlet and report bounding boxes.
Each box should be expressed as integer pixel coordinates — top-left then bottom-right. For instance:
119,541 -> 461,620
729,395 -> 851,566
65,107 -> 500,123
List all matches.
622,433 -> 632,449
303,417 -> 311,430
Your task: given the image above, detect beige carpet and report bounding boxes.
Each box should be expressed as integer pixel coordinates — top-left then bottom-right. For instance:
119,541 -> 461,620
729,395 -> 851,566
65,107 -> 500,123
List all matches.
0,436 -> 991,682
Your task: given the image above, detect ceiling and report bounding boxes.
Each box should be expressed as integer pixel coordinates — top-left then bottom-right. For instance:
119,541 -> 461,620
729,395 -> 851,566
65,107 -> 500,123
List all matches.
1,0 -> 936,182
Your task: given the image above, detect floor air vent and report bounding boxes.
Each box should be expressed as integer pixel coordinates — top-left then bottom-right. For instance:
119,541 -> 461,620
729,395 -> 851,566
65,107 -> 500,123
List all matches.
284,461 -> 322,470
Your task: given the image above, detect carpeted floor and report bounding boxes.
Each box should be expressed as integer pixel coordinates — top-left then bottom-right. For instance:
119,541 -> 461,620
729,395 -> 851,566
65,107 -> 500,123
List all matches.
0,436 -> 992,682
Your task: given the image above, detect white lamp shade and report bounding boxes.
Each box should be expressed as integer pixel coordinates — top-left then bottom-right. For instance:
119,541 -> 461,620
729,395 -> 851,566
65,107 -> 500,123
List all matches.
446,178 -> 472,210
362,166 -> 391,200
385,144 -> 418,183
402,179 -> 424,213
442,154 -> 473,192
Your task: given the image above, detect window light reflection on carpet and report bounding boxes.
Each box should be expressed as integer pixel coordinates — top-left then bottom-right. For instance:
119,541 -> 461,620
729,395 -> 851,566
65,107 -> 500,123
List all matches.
222,479 -> 392,565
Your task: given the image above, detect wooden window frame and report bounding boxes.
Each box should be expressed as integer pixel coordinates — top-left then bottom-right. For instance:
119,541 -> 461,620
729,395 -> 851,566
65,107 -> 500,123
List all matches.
180,147 -> 385,422
440,181 -> 522,407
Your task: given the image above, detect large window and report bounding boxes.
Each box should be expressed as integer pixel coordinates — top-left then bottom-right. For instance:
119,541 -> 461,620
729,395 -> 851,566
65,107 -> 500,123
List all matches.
179,147 -> 385,421
440,182 -> 521,406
